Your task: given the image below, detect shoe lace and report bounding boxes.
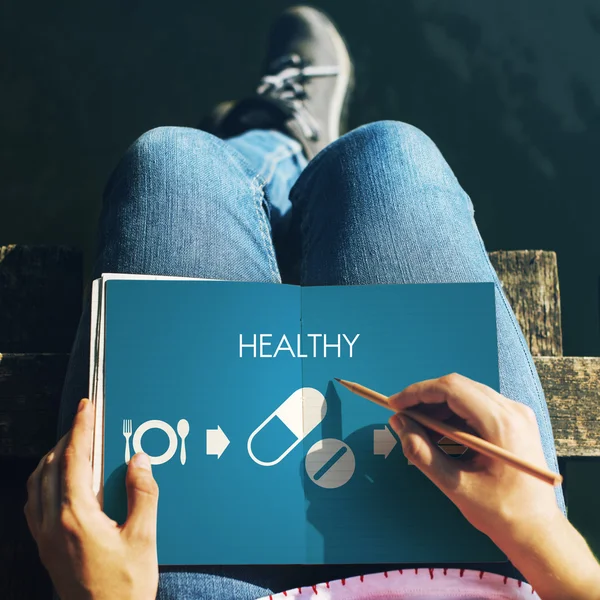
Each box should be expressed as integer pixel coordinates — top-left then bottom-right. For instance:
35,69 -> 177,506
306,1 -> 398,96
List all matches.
256,54 -> 339,140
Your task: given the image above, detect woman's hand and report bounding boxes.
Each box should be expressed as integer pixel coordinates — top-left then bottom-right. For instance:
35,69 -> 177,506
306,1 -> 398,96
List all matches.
24,398 -> 159,600
389,373 -> 600,600
387,372 -> 561,544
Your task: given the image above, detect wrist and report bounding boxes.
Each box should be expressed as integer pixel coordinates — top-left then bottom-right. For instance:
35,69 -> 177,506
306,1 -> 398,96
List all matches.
491,505 -> 566,552
492,508 -> 600,600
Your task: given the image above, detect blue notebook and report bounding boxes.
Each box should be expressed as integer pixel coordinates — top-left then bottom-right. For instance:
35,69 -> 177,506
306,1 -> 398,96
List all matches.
89,275 -> 505,565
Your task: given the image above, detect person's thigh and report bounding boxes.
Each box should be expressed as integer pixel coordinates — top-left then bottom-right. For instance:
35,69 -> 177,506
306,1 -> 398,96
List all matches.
58,126 -> 283,600
288,120 -> 564,581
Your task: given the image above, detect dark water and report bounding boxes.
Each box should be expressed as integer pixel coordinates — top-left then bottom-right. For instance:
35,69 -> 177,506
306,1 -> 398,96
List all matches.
1,0 -> 599,547
2,0 -> 600,356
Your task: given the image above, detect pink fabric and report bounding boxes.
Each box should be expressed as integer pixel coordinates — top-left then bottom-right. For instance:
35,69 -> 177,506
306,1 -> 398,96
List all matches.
258,569 -> 541,599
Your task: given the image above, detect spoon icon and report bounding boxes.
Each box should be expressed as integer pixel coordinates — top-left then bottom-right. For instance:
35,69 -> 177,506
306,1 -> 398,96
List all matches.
177,419 -> 190,465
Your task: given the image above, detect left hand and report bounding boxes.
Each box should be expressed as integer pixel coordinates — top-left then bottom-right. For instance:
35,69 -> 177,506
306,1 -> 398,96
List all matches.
24,398 -> 159,600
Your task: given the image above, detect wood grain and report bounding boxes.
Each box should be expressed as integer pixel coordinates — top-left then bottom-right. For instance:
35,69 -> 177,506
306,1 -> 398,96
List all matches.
534,356 -> 600,457
489,250 -> 563,357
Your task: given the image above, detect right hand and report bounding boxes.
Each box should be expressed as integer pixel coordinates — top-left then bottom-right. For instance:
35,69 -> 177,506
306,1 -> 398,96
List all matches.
387,372 -> 562,545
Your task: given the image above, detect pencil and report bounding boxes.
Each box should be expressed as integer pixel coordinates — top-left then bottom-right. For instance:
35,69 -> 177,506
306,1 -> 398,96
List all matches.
334,378 -> 563,487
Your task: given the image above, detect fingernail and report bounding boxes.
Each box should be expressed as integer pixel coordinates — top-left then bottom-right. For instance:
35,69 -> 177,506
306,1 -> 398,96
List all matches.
77,399 -> 88,413
132,453 -> 152,470
390,414 -> 406,433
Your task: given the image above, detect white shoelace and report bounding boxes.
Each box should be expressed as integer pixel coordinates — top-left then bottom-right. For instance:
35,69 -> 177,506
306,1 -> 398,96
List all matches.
256,55 -> 339,140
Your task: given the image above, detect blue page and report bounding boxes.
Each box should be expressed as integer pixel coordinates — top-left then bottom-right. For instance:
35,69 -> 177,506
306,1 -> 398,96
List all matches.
300,283 -> 504,563
103,280 -> 305,564
102,279 -> 504,565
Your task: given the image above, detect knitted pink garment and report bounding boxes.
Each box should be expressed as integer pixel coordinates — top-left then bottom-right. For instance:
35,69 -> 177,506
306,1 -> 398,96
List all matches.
257,569 -> 541,599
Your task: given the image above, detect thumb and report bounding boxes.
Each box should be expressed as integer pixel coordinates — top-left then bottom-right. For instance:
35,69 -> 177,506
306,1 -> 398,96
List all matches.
389,413 -> 458,492
123,453 -> 159,543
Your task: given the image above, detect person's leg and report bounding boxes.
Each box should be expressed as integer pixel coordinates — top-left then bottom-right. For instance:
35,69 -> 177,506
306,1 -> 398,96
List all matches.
58,125 -> 303,600
59,125 -> 305,431
288,120 -> 565,583
226,129 -> 307,251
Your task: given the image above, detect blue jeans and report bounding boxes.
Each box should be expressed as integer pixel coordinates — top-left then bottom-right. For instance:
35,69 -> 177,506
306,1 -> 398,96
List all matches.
59,121 -> 565,599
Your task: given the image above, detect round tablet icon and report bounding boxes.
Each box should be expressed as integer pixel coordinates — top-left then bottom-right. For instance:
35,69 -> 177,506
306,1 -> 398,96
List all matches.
305,438 -> 355,489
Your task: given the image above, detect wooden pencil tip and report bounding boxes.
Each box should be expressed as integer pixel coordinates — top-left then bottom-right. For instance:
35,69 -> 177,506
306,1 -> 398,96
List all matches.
334,378 -> 342,383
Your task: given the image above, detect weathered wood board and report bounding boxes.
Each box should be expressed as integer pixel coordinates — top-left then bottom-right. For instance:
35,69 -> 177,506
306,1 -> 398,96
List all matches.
535,356 -> 600,457
489,250 -> 563,357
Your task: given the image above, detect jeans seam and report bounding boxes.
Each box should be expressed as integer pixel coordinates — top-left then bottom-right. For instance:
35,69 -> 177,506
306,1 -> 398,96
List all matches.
189,128 -> 269,187
186,131 -> 280,283
250,172 -> 281,282
289,141 -> 338,204
297,188 -> 310,285
257,145 -> 302,186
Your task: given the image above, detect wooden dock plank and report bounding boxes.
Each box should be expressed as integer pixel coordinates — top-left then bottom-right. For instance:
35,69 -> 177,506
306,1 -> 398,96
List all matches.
489,250 -> 563,357
534,356 -> 600,457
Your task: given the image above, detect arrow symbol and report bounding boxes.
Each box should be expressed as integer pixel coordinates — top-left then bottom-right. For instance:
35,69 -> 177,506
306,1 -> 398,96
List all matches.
374,426 -> 397,459
206,426 -> 230,459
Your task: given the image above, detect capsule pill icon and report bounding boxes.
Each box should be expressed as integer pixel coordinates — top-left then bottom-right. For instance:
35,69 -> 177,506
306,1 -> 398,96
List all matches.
247,387 -> 327,466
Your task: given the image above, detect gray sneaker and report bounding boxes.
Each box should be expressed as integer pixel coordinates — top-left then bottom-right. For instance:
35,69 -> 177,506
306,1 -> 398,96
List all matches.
201,6 -> 353,159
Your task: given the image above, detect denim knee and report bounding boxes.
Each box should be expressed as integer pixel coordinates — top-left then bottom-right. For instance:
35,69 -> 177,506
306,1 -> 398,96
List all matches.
294,120 -> 471,216
129,126 -> 220,159
103,126 -> 253,203
345,120 -> 440,160
96,124 -> 280,282
335,120 -> 448,177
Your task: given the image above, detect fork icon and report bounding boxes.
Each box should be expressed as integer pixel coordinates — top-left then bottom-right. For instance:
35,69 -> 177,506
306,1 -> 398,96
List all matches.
123,419 -> 132,464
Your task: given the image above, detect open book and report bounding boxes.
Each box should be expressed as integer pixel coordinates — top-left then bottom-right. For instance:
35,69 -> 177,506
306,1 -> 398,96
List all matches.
90,274 -> 504,565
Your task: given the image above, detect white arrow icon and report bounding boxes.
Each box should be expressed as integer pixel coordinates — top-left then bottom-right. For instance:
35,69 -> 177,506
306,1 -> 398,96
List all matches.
374,426 -> 397,459
206,426 -> 230,458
